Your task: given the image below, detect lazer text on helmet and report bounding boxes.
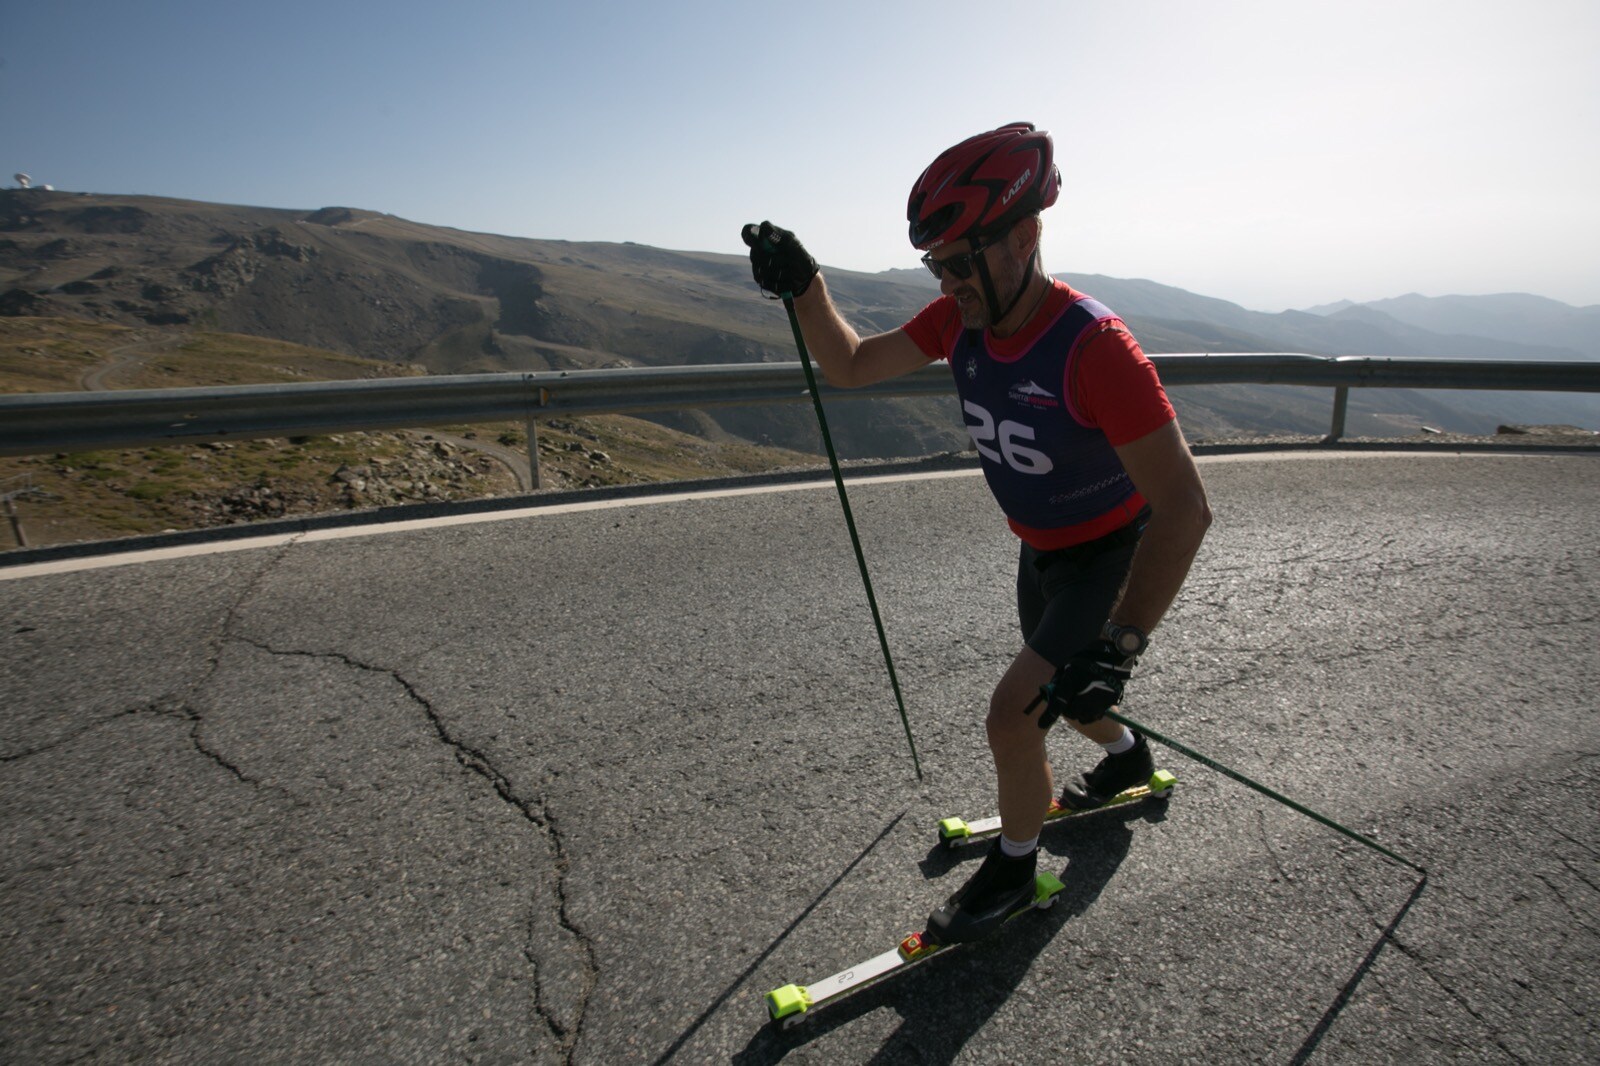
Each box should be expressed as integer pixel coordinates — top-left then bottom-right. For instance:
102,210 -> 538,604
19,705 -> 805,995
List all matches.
1002,168 -> 1034,206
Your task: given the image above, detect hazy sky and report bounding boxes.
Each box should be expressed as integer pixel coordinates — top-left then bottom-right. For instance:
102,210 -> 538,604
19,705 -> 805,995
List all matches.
4,0 -> 1596,311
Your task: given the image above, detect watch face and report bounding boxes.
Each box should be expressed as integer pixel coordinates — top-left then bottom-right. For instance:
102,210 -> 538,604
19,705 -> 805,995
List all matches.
1115,628 -> 1146,656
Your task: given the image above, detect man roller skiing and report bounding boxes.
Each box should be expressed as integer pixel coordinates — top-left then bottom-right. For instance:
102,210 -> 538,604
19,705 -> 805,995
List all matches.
744,122 -> 1212,944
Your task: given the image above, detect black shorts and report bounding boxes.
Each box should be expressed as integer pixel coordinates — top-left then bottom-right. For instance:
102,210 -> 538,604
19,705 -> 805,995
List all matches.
1017,516 -> 1146,667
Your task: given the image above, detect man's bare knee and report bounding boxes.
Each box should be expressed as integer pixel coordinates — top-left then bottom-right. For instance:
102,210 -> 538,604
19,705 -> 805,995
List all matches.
986,692 -> 1044,757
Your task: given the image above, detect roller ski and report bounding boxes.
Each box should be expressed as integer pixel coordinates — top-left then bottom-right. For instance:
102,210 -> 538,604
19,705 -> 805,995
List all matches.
939,759 -> 1177,849
764,849 -> 1064,1029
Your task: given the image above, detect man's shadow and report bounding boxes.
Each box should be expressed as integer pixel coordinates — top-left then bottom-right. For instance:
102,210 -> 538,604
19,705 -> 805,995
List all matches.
732,798 -> 1169,1065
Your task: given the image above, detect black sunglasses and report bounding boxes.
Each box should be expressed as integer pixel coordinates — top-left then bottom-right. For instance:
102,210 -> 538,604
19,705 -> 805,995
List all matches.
921,233 -> 1002,281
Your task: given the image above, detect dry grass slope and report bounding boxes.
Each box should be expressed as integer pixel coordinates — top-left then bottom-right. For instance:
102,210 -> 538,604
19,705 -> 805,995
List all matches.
0,317 -> 819,551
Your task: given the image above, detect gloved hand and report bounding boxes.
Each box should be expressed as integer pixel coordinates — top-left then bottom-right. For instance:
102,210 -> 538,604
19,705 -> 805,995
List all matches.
1033,641 -> 1134,729
741,221 -> 818,298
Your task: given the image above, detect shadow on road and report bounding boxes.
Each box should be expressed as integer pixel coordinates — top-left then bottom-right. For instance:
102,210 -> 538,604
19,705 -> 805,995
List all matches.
1290,873 -> 1429,1065
730,800 -> 1170,1065
649,811 -> 908,1066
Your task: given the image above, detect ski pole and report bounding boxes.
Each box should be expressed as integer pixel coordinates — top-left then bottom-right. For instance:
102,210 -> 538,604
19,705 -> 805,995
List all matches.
1109,708 -> 1427,878
779,294 -> 923,782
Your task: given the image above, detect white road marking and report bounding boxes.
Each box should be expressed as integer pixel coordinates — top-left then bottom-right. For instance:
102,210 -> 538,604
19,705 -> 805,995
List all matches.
0,451 -> 1575,580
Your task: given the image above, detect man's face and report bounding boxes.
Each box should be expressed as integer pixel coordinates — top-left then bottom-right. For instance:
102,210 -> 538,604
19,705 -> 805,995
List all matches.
930,230 -> 1026,329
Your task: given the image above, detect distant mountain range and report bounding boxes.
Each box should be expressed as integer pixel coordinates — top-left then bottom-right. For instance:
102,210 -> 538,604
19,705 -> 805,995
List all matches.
2,188 -> 1595,452
883,268 -> 1600,360
1303,292 -> 1600,360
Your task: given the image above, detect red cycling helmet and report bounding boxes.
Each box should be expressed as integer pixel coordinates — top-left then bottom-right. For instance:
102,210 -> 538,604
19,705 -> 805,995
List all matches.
907,123 -> 1060,250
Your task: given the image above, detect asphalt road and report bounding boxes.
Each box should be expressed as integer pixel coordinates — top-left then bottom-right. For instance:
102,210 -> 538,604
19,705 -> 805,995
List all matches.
2,452 -> 1596,1064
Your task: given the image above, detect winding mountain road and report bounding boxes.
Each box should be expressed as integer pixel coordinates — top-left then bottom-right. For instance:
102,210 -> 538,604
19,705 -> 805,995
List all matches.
79,334 -> 187,391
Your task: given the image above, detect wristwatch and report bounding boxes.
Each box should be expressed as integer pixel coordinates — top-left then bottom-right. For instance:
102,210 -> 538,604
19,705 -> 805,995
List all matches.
1102,621 -> 1148,659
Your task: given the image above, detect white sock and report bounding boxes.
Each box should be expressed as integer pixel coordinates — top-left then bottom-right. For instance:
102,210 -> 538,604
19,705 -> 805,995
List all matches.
1100,726 -> 1136,755
999,834 -> 1038,858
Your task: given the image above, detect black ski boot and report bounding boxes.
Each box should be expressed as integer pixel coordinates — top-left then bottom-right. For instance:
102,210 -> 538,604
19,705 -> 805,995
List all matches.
926,841 -> 1038,945
1059,732 -> 1155,810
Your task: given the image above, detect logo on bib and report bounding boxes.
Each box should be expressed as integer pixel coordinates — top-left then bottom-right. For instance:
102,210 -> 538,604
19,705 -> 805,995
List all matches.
1008,380 -> 1060,409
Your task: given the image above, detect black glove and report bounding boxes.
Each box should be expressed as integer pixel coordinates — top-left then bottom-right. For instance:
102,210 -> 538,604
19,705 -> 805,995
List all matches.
1033,641 -> 1134,729
741,220 -> 818,298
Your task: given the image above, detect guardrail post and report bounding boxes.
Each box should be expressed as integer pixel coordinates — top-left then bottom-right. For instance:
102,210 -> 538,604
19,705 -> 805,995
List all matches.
3,496 -> 25,548
1327,386 -> 1350,442
2,474 -> 33,548
525,385 -> 550,491
525,414 -> 542,490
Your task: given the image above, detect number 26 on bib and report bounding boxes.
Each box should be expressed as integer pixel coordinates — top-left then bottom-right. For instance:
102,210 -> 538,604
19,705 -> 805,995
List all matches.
964,400 -> 1054,474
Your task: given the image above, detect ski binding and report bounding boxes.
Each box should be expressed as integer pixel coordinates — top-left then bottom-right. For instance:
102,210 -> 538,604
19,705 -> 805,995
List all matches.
764,871 -> 1065,1027
937,769 -> 1177,849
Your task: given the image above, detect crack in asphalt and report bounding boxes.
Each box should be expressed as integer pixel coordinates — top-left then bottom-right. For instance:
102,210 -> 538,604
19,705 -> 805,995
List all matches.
169,538 -> 309,787
1336,850 -> 1533,1065
230,635 -> 597,1060
0,705 -> 142,763
1291,864 -> 1430,1066
143,533 -> 597,1059
1534,870 -> 1599,933
2,539 -> 305,768
168,698 -> 265,788
1382,934 -> 1530,1064
1556,851 -> 1600,893
1253,810 -> 1308,891
0,697 -> 268,799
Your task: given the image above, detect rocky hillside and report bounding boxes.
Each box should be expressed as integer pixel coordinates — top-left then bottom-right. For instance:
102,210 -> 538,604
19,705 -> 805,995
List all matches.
4,189 -> 1594,452
0,317 -> 820,550
1,412 -> 822,552
0,189 -> 961,459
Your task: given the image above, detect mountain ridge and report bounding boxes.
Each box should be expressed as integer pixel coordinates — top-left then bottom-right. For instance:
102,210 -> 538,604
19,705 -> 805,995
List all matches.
2,188 -> 1595,446
1305,292 -> 1600,360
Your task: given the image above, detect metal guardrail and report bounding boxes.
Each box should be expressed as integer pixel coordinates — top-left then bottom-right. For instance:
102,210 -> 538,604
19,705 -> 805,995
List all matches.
1150,354 -> 1600,439
2,355 -> 1597,482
